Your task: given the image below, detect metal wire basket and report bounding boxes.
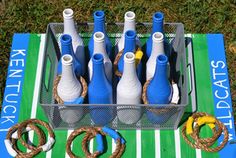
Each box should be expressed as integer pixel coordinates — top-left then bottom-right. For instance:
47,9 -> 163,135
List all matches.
39,22 -> 195,129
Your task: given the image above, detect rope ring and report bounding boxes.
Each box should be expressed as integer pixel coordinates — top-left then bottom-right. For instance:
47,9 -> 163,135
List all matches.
113,46 -> 142,77
81,131 -> 103,158
181,112 -> 221,150
5,123 -> 45,158
182,112 -> 229,152
82,127 -> 125,158
142,78 -> 175,115
190,112 -> 222,147
66,127 -> 101,158
53,75 -> 87,104
193,120 -> 228,152
17,119 -> 55,153
182,120 -> 223,150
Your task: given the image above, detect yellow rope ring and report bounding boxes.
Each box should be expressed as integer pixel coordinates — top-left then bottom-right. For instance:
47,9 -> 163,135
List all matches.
182,112 -> 228,152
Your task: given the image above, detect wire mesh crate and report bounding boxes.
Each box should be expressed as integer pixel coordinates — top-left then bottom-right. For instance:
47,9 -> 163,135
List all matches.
39,22 -> 195,129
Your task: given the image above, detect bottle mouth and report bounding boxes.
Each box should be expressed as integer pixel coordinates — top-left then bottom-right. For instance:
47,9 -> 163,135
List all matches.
152,32 -> 164,42
61,34 -> 72,45
94,11 -> 105,20
125,11 -> 135,21
62,54 -> 73,65
94,32 -> 105,42
124,52 -> 135,63
157,54 -> 168,65
63,8 -> 74,19
125,30 -> 136,39
92,53 -> 104,64
153,12 -> 164,22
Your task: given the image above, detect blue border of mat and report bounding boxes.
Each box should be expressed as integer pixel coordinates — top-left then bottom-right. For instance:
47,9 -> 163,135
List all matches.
0,33 -> 30,158
207,34 -> 236,158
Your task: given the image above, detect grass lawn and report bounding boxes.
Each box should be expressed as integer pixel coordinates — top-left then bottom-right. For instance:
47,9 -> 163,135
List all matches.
0,0 -> 236,121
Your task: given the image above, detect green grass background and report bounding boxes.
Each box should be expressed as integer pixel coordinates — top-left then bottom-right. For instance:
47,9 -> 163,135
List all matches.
0,0 -> 235,121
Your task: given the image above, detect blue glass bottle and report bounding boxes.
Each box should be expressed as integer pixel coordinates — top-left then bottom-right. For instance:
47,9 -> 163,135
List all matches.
146,54 -> 172,124
146,12 -> 164,58
88,11 -> 112,59
57,34 -> 82,76
88,54 -> 114,125
118,30 -> 142,80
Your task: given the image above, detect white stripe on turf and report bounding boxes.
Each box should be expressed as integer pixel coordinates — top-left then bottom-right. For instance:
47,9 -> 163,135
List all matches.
174,128 -> 181,158
66,130 -> 74,158
196,149 -> 202,158
136,129 -> 141,158
89,138 -> 94,153
46,137 -> 52,158
27,34 -> 46,153
112,118 -> 118,153
186,33 -> 201,158
112,135 -> 116,153
155,130 -> 161,158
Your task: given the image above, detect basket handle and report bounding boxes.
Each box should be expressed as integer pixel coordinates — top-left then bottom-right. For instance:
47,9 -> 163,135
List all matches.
187,63 -> 193,95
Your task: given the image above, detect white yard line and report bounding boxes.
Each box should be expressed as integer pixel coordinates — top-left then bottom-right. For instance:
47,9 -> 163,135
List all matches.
65,130 -> 74,158
112,136 -> 116,153
196,149 -> 202,158
174,129 -> 181,158
27,34 -> 46,153
30,34 -> 46,119
46,137 -> 52,158
186,33 -> 201,158
155,130 -> 161,158
136,129 -> 141,158
89,138 -> 94,153
112,117 -> 118,153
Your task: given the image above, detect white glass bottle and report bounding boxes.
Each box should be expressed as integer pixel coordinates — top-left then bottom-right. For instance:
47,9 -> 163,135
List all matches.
88,32 -> 112,83
57,54 -> 83,124
117,11 -> 140,52
63,8 -> 85,75
117,52 -> 142,124
146,32 -> 164,80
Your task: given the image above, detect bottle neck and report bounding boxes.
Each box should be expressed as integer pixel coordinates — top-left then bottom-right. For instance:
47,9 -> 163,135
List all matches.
94,19 -> 105,32
152,19 -> 164,34
123,35 -> 136,53
61,42 -> 74,57
123,20 -> 135,33
93,40 -> 108,58
150,38 -> 164,59
61,64 -> 76,81
64,18 -> 79,41
152,62 -> 168,83
92,62 -> 107,82
122,60 -> 137,81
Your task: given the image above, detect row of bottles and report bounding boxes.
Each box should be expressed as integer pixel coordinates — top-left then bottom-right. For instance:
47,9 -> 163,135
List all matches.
56,8 -> 174,125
